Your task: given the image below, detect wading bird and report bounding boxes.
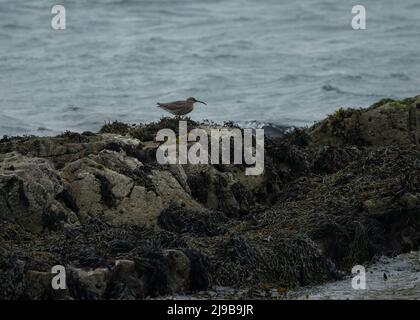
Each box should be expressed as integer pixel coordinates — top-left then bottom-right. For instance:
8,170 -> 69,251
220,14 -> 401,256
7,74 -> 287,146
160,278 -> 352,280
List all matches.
156,97 -> 207,117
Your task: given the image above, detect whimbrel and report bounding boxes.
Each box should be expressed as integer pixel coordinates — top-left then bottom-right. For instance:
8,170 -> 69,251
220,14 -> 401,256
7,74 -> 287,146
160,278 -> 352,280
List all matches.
156,97 -> 207,117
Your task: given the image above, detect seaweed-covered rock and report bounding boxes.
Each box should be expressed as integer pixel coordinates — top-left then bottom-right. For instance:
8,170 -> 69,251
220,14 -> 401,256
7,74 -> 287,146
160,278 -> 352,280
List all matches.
210,235 -> 338,288
68,266 -> 111,300
309,97 -> 420,146
162,249 -> 191,293
1,95 -> 420,299
105,260 -> 144,299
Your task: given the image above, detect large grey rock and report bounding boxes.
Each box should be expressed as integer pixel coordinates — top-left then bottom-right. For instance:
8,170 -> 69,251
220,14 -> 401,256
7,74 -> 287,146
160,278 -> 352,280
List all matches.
0,153 -> 76,232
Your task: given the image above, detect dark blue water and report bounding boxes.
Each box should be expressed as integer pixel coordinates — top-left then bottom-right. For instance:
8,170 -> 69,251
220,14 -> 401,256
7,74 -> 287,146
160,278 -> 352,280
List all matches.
1,0 -> 420,135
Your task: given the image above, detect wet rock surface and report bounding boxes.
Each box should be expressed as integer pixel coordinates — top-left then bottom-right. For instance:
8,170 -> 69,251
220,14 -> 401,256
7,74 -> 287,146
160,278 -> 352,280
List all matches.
0,96 -> 420,299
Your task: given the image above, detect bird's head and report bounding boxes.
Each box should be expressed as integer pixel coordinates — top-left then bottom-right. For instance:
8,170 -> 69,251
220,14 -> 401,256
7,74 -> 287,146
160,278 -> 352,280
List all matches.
187,97 -> 207,105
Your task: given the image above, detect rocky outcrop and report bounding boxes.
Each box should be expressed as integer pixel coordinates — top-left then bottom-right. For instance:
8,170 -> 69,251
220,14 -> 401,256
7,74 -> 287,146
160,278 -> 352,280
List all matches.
1,95 -> 420,299
0,153 -> 77,233
309,96 -> 420,146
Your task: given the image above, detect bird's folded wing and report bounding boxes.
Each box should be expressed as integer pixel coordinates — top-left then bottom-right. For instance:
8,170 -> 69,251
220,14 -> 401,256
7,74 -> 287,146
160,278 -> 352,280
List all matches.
158,101 -> 185,111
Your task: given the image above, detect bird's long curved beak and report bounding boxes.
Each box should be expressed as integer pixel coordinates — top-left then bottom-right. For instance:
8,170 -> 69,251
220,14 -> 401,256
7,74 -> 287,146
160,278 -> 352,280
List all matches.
196,100 -> 207,105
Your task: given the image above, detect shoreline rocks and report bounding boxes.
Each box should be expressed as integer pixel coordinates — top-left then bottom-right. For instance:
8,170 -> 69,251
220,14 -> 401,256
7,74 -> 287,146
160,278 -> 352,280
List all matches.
1,95 -> 420,299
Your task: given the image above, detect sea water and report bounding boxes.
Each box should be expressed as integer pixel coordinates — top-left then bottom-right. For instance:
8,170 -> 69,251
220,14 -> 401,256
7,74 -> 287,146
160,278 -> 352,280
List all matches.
1,0 -> 420,136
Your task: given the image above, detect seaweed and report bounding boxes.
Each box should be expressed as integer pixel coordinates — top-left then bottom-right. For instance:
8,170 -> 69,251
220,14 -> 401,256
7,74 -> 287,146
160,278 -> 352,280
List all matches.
158,203 -> 227,236
95,173 -> 116,207
100,121 -> 131,136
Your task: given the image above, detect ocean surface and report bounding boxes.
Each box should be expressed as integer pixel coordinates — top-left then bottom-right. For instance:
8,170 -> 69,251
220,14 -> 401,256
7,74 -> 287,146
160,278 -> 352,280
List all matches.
1,0 -> 420,136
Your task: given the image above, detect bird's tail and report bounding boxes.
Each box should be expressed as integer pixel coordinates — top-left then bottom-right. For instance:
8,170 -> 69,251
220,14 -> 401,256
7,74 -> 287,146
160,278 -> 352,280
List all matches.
156,103 -> 163,108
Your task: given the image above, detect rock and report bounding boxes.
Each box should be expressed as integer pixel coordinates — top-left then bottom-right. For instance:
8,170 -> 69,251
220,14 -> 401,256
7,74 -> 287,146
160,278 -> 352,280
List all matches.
25,270 -> 53,300
151,170 -> 202,210
68,266 -> 110,300
163,249 -> 191,293
114,185 -> 164,226
105,259 -> 144,299
43,201 -> 80,230
0,153 -> 72,232
114,259 -> 136,275
309,97 -> 420,146
167,165 -> 191,194
184,250 -> 210,292
59,152 -> 202,227
184,165 -> 255,216
62,158 -> 134,221
1,95 -> 420,299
